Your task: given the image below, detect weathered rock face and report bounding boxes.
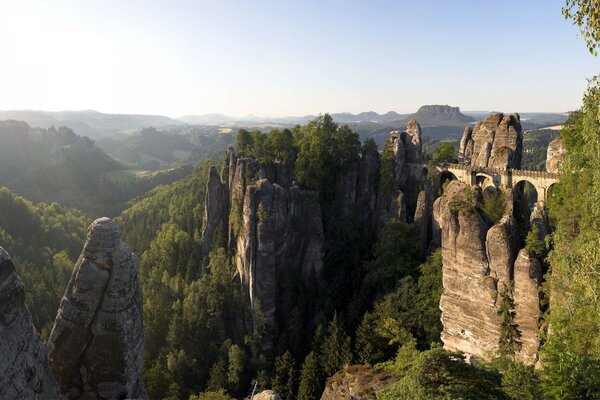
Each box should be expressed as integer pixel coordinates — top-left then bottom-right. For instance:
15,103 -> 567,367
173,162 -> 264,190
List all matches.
47,218 -> 147,400
253,390 -> 282,400
413,190 -> 430,258
546,137 -> 566,173
437,181 -> 500,359
459,113 -> 523,170
0,247 -> 63,400
201,165 -> 229,254
235,180 -> 324,352
438,181 -> 545,363
320,365 -> 398,400
404,119 -> 422,164
513,249 -> 542,365
485,214 -> 519,290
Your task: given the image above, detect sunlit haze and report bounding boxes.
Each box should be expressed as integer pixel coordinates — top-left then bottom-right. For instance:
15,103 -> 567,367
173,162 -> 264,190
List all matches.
0,0 -> 597,117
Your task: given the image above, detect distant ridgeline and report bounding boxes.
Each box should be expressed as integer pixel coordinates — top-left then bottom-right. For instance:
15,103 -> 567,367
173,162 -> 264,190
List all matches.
0,120 -> 191,216
0,108 -> 580,400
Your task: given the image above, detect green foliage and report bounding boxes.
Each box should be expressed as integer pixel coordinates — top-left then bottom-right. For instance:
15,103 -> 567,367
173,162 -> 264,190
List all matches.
235,128 -> 296,164
380,348 -> 506,400
501,361 -> 542,400
295,114 -> 360,192
379,138 -> 396,209
320,312 -> 352,377
497,283 -> 522,358
433,142 -> 455,163
297,352 -> 323,400
271,351 -> 296,400
563,0 -> 600,55
354,311 -> 387,365
478,189 -> 506,224
362,220 -> 420,297
189,389 -> 235,400
524,225 -> 544,256
362,138 -> 378,153
0,187 -> 87,336
542,75 -> 600,399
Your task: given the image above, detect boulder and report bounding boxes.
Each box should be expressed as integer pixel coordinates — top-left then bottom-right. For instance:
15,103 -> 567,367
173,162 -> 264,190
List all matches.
47,218 -> 147,399
320,365 -> 398,400
0,247 -> 63,400
253,390 -> 282,400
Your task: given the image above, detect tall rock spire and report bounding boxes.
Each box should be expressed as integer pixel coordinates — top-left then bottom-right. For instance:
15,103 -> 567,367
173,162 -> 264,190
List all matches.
0,246 -> 63,400
47,218 -> 147,400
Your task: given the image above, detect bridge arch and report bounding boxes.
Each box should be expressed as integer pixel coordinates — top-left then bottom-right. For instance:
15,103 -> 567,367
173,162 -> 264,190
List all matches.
438,170 -> 458,194
475,172 -> 497,190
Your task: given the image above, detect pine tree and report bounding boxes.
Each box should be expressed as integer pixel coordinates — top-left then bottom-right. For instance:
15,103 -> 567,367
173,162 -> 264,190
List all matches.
497,283 -> 522,358
320,312 -> 352,376
354,311 -> 385,365
271,351 -> 296,400
297,352 -> 323,400
207,360 -> 228,392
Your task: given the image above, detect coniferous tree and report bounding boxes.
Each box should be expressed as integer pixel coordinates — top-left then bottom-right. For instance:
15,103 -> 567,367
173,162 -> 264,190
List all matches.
271,351 -> 296,400
497,283 -> 522,358
320,312 -> 352,377
297,352 -> 323,400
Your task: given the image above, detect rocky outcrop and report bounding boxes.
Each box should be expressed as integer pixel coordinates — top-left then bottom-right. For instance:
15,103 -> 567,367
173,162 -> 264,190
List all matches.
47,218 -> 147,400
236,180 -> 323,352
320,365 -> 398,400
0,247 -> 63,400
438,181 -> 545,363
546,138 -> 566,173
253,390 -> 282,400
404,119 -> 422,164
201,165 -> 229,254
413,190 -> 430,257
437,181 -> 500,359
485,214 -> 519,290
459,113 -> 523,170
513,249 -> 542,365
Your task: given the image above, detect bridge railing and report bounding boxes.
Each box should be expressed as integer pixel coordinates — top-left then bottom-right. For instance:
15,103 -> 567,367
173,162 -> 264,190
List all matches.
435,162 -> 561,179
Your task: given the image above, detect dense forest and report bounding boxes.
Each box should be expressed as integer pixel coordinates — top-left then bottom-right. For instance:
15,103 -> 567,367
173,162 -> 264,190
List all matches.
2,2 -> 599,398
2,96 -> 596,399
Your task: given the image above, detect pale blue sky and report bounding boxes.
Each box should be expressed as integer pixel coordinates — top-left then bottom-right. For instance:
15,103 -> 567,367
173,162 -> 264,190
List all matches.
0,0 -> 597,117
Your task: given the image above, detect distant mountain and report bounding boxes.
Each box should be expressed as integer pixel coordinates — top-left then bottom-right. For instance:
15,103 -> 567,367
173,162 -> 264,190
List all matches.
0,110 -> 183,138
331,111 -> 407,123
406,105 -> 474,126
462,111 -> 568,129
179,113 -> 237,125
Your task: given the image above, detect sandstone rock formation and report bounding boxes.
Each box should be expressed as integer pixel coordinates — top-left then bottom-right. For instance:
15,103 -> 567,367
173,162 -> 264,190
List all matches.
0,246 -> 63,400
513,248 -> 542,365
546,137 -> 566,173
201,165 -> 229,254
413,190 -> 431,258
437,181 -> 501,358
236,179 -> 323,352
320,365 -> 398,400
459,113 -> 523,169
437,181 -> 546,364
47,218 -> 147,400
252,390 -> 282,400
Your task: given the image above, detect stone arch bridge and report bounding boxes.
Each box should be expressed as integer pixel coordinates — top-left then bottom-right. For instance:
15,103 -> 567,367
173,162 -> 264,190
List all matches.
428,163 -> 561,202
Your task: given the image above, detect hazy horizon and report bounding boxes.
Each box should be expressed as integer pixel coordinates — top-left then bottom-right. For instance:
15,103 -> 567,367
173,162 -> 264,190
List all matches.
0,0 -> 596,117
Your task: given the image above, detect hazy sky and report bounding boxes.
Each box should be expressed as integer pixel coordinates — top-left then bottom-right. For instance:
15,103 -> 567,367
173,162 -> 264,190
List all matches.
0,0 -> 597,117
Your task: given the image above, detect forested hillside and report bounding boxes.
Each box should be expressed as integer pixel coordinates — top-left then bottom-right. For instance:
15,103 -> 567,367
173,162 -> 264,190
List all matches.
0,121 -> 190,216
0,187 -> 87,338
